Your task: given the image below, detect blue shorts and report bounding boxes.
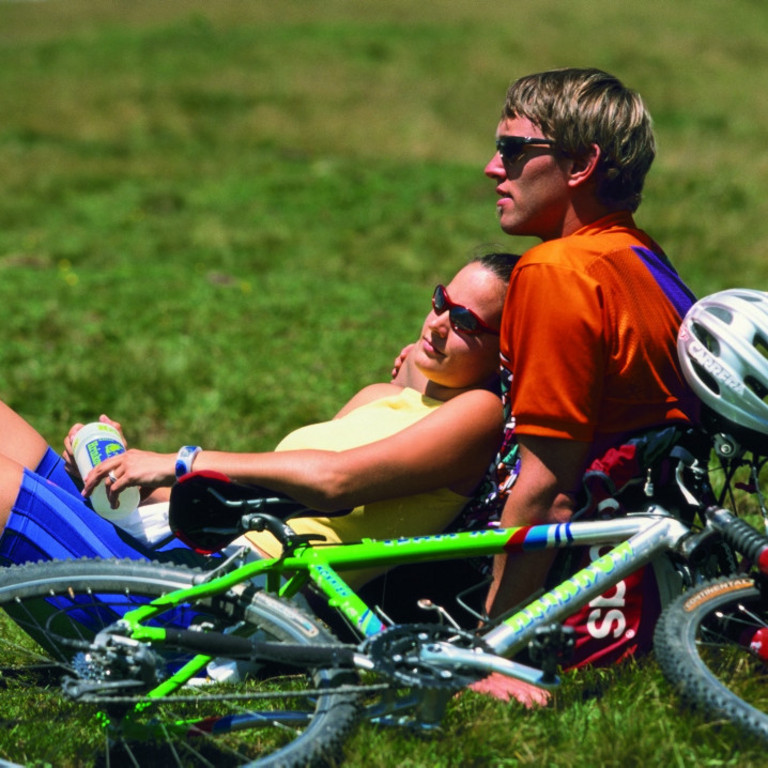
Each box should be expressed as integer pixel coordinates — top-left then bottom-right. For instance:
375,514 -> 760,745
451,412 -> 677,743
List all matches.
0,447 -> 208,568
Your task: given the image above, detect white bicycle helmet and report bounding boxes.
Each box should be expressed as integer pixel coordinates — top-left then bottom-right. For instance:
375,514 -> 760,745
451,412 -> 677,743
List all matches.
677,288 -> 768,451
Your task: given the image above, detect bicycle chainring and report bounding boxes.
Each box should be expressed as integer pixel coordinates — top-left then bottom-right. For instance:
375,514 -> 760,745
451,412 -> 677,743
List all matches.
365,623 -> 490,691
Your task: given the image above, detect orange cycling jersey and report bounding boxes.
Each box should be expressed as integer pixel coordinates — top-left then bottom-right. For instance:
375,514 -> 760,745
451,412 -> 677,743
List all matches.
461,212 -> 701,673
500,211 -> 698,459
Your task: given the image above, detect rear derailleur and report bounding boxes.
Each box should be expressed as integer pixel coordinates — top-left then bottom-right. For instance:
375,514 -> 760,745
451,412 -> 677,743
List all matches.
61,626 -> 162,701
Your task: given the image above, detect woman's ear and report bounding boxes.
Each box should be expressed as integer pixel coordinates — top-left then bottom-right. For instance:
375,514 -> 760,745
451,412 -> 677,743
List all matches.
566,143 -> 601,189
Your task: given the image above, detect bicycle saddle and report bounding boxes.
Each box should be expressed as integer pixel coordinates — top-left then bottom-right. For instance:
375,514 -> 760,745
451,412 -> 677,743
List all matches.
169,470 -> 312,554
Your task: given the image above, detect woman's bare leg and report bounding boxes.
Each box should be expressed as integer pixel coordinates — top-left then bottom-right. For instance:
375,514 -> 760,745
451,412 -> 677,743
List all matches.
0,402 -> 50,471
0,453 -> 26,533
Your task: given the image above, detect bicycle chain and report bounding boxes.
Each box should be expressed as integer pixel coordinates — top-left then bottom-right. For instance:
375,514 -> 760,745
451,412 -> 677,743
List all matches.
74,681 -> 392,706
70,625 -> 489,704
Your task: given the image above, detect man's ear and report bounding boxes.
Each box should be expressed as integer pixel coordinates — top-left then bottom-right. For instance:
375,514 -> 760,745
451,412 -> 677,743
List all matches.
566,143 -> 601,189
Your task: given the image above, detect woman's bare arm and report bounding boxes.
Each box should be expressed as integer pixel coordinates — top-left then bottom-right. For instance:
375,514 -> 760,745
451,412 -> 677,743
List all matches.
84,388 -> 503,512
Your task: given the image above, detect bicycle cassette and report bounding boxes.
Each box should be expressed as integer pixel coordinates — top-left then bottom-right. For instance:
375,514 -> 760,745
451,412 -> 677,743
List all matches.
365,624 -> 490,691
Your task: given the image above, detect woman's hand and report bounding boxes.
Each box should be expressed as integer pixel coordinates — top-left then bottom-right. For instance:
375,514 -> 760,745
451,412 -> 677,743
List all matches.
63,414 -> 127,481
81,449 -> 176,508
390,343 -> 415,381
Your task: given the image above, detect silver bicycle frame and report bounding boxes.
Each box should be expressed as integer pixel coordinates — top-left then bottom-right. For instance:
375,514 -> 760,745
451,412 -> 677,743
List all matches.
415,512 -> 691,687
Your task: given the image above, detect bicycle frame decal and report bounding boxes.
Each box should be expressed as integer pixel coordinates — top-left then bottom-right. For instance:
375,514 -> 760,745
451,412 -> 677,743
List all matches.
502,540 -> 635,636
307,561 -> 385,635
503,523 -> 575,552
486,516 -> 689,656
379,527 -> 513,550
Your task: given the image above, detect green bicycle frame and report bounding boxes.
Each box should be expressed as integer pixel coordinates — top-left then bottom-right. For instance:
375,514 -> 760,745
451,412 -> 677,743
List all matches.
123,507 -> 691,693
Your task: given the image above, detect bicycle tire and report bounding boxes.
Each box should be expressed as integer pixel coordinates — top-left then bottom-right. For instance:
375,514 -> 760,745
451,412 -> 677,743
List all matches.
0,557 -> 359,767
654,575 -> 768,742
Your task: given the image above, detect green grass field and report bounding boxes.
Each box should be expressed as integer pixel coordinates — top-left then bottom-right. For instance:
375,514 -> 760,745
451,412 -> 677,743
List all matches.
2,0 -> 768,765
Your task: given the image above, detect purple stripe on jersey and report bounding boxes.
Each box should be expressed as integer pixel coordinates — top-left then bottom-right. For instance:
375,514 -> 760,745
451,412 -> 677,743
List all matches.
632,246 -> 696,318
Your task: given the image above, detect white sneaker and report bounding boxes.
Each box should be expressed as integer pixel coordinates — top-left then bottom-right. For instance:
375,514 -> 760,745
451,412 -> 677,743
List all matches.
205,658 -> 263,684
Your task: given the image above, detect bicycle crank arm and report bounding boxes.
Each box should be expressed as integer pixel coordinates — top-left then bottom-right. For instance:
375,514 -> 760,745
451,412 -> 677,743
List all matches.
418,642 -> 559,689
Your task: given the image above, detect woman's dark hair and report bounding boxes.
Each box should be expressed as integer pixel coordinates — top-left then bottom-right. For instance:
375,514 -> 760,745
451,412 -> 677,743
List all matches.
473,250 -> 521,283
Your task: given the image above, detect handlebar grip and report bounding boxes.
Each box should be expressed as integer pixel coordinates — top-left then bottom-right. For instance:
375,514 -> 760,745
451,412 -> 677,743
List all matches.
717,513 -> 768,575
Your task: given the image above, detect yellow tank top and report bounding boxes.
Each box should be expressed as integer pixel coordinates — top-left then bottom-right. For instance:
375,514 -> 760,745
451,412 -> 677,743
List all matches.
245,387 -> 468,587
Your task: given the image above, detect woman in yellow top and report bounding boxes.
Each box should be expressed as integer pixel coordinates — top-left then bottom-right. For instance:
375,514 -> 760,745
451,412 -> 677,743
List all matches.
42,251 -> 518,581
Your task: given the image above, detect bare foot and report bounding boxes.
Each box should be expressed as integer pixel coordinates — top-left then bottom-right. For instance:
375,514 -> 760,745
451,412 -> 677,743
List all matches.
468,672 -> 551,708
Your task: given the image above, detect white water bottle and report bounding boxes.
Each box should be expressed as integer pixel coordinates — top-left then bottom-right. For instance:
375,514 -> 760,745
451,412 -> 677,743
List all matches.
72,421 -> 140,521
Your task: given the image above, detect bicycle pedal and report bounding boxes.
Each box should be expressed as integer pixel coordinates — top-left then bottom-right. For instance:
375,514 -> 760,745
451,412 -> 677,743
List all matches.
528,623 -> 576,676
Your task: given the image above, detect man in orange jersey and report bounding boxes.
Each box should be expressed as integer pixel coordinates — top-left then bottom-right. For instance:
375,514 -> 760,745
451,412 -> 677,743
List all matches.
474,69 -> 698,700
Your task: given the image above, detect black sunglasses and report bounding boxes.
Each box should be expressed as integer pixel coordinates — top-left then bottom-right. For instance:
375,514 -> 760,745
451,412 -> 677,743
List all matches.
432,285 -> 499,336
495,135 -> 557,169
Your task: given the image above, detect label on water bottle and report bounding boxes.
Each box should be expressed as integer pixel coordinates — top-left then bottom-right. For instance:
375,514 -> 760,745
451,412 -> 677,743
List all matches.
85,435 -> 125,465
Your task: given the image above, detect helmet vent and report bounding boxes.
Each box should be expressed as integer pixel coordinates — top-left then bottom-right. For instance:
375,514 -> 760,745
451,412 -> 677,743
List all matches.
708,306 -> 734,324
755,334 -> 768,361
746,376 -> 768,401
692,323 -> 720,355
692,360 -> 720,396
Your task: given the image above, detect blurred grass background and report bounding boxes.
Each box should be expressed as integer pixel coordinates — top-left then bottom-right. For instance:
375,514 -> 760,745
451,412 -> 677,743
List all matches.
2,0 -> 768,765
3,0 -> 768,454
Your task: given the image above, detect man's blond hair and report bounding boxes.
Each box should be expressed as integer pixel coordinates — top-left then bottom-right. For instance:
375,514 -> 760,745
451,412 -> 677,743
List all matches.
503,68 -> 655,212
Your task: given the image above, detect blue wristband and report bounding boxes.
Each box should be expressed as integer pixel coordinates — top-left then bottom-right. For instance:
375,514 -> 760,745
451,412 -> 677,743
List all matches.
175,445 -> 202,479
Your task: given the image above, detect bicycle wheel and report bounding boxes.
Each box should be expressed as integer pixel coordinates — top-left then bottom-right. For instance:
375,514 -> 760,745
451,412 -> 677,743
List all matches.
654,575 -> 768,741
0,558 -> 359,767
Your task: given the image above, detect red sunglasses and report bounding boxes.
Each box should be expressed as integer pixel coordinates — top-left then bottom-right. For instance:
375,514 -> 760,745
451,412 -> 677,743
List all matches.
432,284 -> 500,336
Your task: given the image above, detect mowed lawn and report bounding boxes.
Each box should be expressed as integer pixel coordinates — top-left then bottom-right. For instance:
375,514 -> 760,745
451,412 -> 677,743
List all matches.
1,1 -> 768,765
